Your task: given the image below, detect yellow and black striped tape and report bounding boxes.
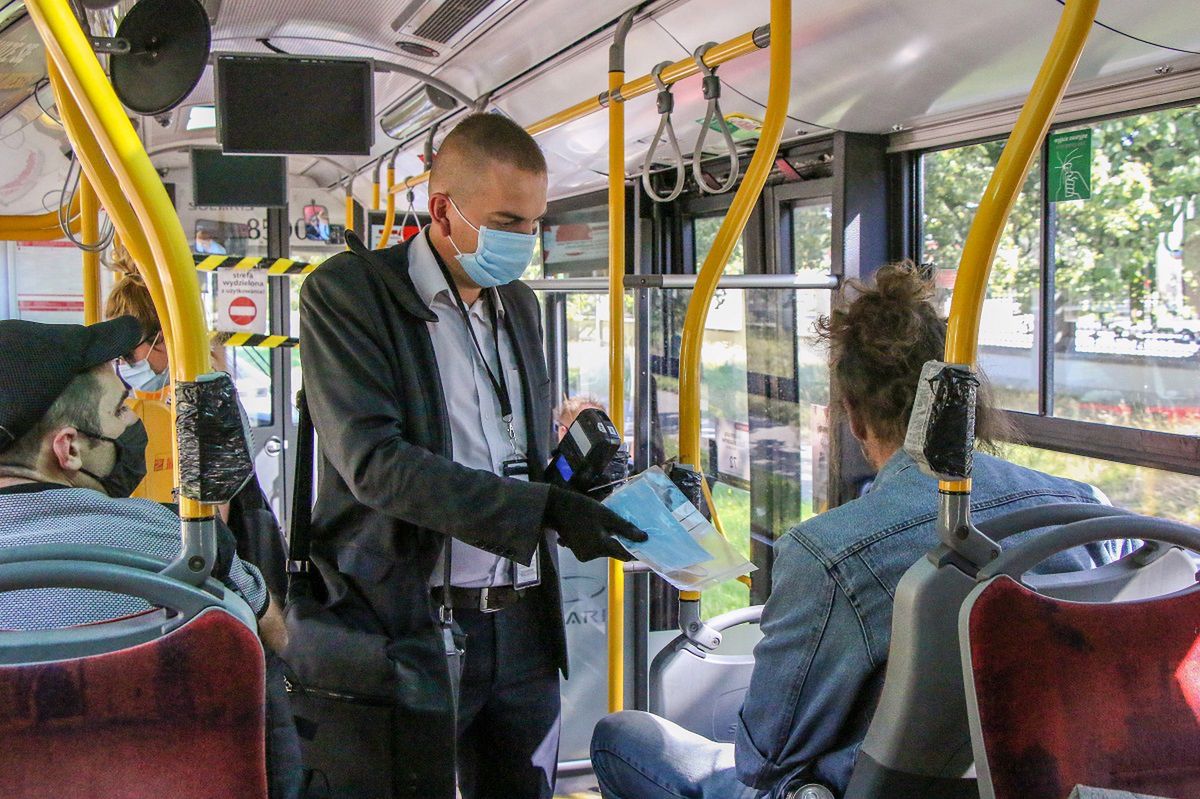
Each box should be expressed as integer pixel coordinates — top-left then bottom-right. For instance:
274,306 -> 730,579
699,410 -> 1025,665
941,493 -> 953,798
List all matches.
194,253 -> 319,277
218,332 -> 299,349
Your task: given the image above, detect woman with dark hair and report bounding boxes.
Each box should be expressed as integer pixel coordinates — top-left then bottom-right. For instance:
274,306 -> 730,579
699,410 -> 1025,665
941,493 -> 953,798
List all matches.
592,262 -> 1111,799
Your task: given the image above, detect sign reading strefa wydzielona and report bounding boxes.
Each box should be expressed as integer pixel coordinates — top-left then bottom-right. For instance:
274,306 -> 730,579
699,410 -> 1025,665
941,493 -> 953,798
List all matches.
1048,129 -> 1093,202
215,270 -> 269,334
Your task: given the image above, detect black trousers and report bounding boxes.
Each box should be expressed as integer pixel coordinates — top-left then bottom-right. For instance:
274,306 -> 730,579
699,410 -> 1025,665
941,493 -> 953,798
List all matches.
453,592 -> 561,799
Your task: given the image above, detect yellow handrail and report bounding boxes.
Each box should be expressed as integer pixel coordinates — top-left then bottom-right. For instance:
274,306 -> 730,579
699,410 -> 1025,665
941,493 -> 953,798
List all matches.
377,165 -> 397,249
606,59 -> 627,715
0,192 -> 82,240
0,195 -> 79,233
390,27 -> 767,195
345,186 -> 355,235
31,0 -> 211,523
80,173 -> 100,325
678,0 -> 789,475
940,0 -> 1097,495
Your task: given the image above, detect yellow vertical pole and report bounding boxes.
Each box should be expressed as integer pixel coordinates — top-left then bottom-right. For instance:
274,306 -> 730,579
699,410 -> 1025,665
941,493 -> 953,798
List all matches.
80,173 -> 101,325
606,64 -> 626,717
378,164 -> 397,249
605,7 -> 636,715
345,182 -> 355,235
678,0 -> 789,470
939,0 -> 1098,496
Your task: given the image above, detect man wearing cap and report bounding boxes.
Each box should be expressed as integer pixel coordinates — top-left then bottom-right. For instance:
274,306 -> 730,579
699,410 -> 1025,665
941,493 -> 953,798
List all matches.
0,316 -> 280,639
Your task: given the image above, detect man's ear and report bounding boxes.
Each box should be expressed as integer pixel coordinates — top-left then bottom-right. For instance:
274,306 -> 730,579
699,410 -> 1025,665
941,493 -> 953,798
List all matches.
49,427 -> 85,473
428,193 -> 453,237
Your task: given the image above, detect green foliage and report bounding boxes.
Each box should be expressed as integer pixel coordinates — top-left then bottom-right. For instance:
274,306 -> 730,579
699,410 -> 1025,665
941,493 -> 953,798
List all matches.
922,104 -> 1200,318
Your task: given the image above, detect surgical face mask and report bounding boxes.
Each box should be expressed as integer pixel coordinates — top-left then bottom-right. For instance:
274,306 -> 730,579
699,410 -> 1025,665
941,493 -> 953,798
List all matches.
78,419 -> 148,498
118,357 -> 153,388
446,195 -> 537,288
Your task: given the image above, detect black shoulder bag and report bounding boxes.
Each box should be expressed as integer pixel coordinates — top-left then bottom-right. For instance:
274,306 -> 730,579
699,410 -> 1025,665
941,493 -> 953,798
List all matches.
281,388 -> 458,799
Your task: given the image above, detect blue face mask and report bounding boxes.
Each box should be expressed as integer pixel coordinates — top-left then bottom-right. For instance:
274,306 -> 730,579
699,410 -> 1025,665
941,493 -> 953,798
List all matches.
446,196 -> 537,288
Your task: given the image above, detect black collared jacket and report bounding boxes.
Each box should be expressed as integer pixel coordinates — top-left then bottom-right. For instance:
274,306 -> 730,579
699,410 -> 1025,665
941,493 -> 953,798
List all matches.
297,233 -> 565,672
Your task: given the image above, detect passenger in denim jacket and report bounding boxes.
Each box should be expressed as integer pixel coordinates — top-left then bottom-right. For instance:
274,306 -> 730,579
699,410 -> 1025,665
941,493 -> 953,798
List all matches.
591,263 -> 1112,799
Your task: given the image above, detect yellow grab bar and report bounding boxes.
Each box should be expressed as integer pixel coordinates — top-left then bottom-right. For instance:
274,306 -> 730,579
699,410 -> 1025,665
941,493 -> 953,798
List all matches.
606,54 -> 628,715
377,165 -> 397,249
0,192 -> 82,240
0,194 -> 79,233
80,174 -> 101,325
940,0 -> 1097,495
678,0 -> 790,475
32,0 -> 210,521
391,26 -> 768,194
345,185 -> 355,235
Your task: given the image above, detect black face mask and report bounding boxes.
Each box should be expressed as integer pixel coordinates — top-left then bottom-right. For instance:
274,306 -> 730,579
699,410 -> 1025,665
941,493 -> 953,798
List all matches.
78,419 -> 149,498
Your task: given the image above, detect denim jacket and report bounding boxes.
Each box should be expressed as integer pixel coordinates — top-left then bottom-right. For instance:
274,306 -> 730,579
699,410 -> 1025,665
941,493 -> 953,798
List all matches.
734,450 -> 1108,795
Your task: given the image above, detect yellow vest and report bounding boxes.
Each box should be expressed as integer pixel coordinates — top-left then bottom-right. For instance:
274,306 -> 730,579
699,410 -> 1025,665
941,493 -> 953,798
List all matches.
127,385 -> 175,503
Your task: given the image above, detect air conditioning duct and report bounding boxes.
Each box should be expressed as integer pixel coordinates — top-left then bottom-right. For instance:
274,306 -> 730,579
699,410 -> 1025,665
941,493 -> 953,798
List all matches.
380,83 -> 459,142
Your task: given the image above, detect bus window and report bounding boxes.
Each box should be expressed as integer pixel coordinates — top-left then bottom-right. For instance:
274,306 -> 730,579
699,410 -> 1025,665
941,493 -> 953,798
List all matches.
3,240 -> 114,324
922,141 -> 1041,413
790,199 -> 833,278
1051,105 -> 1200,437
1003,444 -> 1200,527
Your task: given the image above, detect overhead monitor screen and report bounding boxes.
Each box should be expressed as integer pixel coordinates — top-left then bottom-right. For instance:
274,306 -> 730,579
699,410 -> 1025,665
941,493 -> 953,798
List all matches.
215,54 -> 374,156
191,148 -> 287,208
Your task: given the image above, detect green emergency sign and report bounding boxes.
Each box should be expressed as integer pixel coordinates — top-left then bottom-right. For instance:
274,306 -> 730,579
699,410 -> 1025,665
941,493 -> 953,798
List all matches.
1048,129 -> 1093,202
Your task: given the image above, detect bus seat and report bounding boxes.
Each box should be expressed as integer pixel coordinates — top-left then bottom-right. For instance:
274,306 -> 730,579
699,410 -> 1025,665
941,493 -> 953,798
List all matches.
0,548 -> 267,799
961,575 -> 1200,799
649,604 -> 763,742
845,504 -> 1197,799
1070,788 -> 1175,799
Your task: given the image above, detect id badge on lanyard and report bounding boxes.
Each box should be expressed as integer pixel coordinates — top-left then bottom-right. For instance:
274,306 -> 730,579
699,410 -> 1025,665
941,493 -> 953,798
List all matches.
437,258 -> 542,592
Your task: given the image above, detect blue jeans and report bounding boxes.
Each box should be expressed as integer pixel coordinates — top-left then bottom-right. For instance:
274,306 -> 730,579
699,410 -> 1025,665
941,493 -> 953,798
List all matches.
591,711 -> 763,799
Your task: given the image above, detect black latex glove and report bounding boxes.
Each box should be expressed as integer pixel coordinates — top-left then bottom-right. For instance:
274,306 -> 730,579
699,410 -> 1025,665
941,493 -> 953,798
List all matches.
544,485 -> 648,562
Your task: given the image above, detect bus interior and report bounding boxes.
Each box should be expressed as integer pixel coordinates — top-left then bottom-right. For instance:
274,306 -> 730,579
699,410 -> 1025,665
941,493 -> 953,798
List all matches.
1,0 -> 1200,797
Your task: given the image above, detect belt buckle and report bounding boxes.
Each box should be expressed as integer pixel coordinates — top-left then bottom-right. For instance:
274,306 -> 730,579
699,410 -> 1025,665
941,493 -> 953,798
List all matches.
479,587 -> 502,613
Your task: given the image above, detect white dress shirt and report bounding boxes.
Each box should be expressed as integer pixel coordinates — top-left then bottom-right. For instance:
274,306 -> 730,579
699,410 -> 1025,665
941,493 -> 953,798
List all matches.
409,229 -> 531,588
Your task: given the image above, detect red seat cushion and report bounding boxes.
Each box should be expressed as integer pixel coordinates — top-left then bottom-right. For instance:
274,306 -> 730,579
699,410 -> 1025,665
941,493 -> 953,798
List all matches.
967,576 -> 1200,799
0,608 -> 267,799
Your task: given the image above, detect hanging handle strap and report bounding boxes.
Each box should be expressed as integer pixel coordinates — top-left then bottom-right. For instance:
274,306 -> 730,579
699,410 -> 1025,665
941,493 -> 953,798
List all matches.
641,61 -> 686,203
691,42 -> 740,194
399,179 -> 419,241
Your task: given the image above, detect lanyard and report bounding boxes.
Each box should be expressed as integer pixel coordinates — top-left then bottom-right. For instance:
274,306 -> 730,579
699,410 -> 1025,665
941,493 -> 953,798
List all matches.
432,254 -> 518,448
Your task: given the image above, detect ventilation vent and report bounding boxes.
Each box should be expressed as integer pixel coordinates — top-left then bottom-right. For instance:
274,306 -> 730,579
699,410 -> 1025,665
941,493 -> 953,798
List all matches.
396,40 -> 440,59
413,0 -> 494,44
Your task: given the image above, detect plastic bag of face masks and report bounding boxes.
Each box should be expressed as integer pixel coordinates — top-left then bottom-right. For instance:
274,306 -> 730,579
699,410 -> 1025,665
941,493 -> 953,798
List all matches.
605,466 -> 755,591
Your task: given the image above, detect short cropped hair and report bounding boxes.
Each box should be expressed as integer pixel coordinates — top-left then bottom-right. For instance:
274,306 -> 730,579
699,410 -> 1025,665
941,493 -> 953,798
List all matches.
816,262 -> 1010,450
0,366 -> 104,468
430,113 -> 546,190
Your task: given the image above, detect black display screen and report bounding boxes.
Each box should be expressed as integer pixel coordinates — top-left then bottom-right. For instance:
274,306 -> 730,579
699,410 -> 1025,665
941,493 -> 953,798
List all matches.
191,148 -> 287,207
215,54 -> 374,156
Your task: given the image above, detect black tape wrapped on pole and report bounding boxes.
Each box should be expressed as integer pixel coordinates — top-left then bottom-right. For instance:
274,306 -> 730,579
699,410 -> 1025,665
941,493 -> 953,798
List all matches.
176,373 -> 255,503
903,361 -> 980,482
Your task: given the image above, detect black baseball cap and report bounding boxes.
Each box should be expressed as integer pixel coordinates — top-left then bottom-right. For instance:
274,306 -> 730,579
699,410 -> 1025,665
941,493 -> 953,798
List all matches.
0,316 -> 142,453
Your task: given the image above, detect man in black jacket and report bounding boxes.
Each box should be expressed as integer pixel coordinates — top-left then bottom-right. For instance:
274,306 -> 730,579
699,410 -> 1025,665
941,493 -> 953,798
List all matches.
298,113 -> 644,799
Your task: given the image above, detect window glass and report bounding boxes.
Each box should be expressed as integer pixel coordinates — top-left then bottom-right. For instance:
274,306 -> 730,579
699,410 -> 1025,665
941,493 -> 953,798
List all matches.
650,285 -> 831,616
1003,444 -> 1200,526
922,141 -> 1041,412
1051,107 -> 1200,438
541,206 -> 608,279
693,216 -> 745,274
791,200 -> 833,276
4,240 -> 115,324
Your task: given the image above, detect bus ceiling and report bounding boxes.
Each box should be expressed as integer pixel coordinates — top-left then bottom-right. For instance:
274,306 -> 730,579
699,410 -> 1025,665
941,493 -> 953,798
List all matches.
0,0 -> 1198,205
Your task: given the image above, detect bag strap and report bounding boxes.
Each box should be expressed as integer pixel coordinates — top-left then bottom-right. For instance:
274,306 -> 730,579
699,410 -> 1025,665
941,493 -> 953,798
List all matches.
289,387 -> 316,569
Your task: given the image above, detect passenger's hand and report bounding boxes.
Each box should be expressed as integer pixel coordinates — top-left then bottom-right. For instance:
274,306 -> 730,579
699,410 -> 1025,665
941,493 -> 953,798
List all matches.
544,486 -> 648,562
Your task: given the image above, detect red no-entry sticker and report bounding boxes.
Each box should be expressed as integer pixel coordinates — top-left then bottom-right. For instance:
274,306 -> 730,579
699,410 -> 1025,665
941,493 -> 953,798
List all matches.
229,296 -> 257,326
